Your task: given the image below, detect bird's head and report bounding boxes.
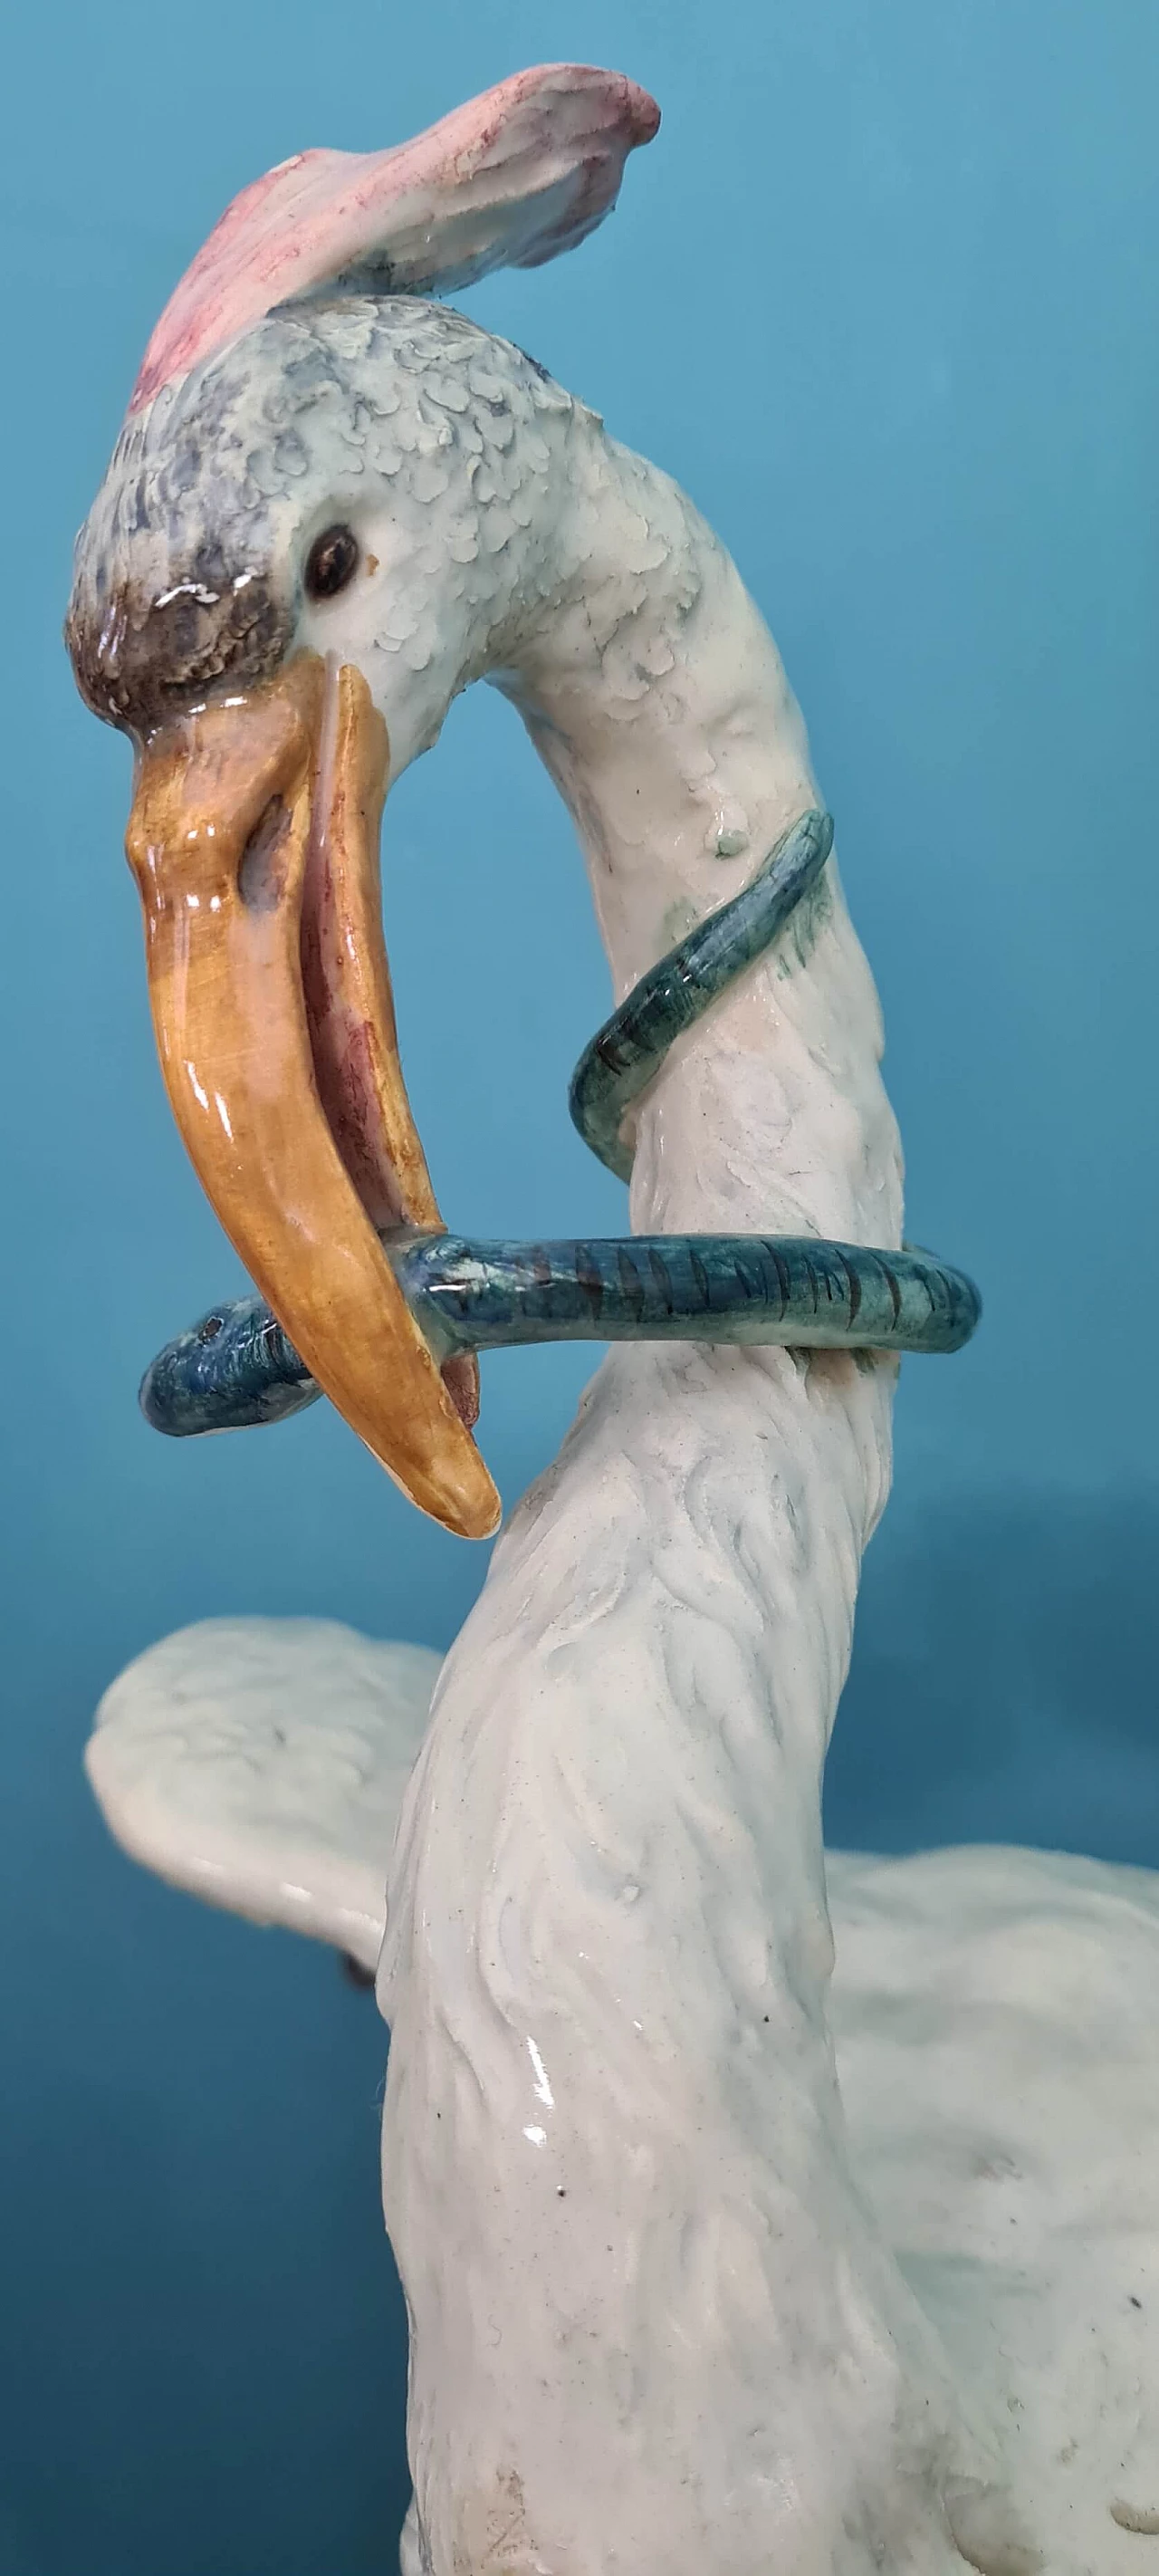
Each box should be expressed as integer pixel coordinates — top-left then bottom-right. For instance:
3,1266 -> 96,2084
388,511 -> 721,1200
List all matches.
65,65 -> 658,1539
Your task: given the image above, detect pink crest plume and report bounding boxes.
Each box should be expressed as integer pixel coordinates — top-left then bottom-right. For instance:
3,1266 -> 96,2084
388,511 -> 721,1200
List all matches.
130,63 -> 660,414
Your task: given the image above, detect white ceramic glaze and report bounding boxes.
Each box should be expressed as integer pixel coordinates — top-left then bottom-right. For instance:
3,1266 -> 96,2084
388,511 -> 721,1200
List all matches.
73,66 -> 1158,2576
93,1624 -> 1159,2573
89,1618 -> 441,1967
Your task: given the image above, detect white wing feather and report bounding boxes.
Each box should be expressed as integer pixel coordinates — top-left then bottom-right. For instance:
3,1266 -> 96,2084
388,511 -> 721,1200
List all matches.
86,1617 -> 440,1970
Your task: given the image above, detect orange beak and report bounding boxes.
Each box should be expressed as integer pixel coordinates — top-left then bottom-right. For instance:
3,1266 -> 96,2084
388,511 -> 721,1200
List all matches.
125,651 -> 500,1541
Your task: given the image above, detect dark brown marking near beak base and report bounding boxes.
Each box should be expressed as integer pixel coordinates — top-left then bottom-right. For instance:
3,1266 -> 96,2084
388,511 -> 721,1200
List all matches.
65,550 -> 292,739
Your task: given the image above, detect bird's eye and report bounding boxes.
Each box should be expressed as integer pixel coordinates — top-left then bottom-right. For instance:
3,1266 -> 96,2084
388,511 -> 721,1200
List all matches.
304,524 -> 360,601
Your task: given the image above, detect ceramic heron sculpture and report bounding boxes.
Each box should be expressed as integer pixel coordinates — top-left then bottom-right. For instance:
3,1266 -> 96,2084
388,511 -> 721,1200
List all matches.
68,65 -> 1159,2576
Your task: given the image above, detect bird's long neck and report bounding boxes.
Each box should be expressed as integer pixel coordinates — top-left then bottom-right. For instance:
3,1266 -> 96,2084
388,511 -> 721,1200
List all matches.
380,428 -> 969,2571
493,416 -> 904,1249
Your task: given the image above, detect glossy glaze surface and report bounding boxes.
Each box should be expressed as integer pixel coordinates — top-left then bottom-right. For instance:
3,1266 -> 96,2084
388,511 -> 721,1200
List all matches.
66,59 -> 1082,2576
90,1619 -> 1159,2576
138,804 -> 979,1444
126,652 -> 496,1537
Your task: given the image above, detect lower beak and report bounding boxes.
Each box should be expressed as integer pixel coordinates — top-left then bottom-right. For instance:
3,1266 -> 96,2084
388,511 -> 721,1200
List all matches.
125,651 -> 500,1541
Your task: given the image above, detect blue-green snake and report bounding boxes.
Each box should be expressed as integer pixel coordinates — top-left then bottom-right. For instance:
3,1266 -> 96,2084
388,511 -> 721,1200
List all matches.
139,811 -> 981,1442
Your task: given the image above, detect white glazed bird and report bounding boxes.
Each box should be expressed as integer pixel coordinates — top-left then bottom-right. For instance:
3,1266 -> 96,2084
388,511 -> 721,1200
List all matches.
70,66 -> 1159,2576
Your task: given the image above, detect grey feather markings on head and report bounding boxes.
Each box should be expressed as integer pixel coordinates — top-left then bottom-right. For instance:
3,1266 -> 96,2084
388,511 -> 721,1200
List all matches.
65,297 -> 579,735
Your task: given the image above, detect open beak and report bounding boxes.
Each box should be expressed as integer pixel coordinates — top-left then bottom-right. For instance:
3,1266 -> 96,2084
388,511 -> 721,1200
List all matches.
125,650 -> 500,1540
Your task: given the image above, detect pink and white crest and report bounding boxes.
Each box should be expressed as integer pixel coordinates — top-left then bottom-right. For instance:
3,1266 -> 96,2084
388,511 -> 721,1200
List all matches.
129,63 -> 659,414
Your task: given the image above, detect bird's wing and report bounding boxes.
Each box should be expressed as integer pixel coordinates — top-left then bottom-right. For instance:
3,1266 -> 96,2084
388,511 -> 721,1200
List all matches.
86,1617 -> 441,1971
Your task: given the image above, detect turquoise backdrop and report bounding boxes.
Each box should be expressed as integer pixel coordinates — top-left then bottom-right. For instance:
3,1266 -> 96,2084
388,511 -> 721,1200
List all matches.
2,2 -> 1156,2568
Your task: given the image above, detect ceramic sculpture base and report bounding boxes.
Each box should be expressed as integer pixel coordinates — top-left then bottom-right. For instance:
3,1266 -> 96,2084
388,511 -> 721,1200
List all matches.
91,1618 -> 1159,2576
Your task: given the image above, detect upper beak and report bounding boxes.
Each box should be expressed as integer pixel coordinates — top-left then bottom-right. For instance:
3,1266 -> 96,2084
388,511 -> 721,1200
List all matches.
125,650 -> 500,1541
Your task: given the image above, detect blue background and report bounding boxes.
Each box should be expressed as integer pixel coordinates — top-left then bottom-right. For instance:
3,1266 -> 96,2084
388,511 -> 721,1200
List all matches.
2,2 -> 1156,2567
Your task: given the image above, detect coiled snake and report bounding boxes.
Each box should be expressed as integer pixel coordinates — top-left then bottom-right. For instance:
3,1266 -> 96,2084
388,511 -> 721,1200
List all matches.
140,812 -> 981,1444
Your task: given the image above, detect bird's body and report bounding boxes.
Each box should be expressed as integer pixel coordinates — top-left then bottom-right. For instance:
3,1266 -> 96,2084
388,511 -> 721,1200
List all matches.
91,1616 -> 1159,2576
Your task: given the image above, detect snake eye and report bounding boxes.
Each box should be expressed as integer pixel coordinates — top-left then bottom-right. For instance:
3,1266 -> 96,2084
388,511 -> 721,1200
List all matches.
304,524 -> 359,601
